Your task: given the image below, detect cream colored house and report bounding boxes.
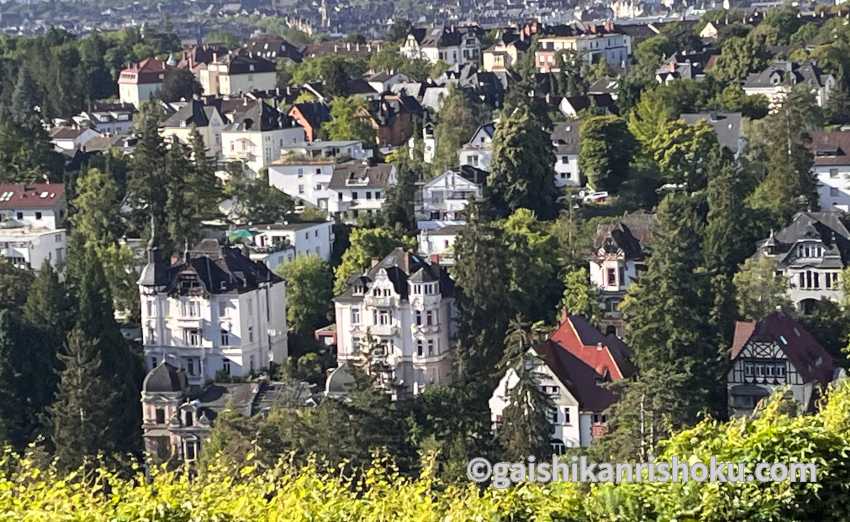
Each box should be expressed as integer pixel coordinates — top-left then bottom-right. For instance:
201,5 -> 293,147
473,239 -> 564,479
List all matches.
199,53 -> 277,96
161,100 -> 227,158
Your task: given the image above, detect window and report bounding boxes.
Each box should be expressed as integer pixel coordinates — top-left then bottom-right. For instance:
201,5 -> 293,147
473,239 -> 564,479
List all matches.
155,408 -> 166,424
185,328 -> 200,346
249,355 -> 255,372
830,168 -> 839,178
184,411 -> 194,427
146,300 -> 153,317
151,356 -> 158,368
16,212 -> 22,220
351,308 -> 361,324
186,358 -> 196,376
564,407 -> 571,424
298,184 -> 305,194
415,310 -> 422,325
223,359 -> 231,375
147,327 -> 155,343
606,268 -> 616,286
426,310 -> 434,326
221,329 -> 230,346
417,339 -> 424,357
378,310 -> 390,325
352,336 -> 361,353
375,191 -> 381,199
248,326 -> 254,343
219,301 -> 228,317
35,212 -> 42,220
352,191 -> 359,200
427,339 -> 435,356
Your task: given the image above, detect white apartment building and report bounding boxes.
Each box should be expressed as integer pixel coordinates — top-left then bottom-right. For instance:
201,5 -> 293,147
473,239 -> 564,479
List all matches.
73,103 -> 136,136
268,140 -> 372,211
810,131 -> 850,212
199,53 -> 277,96
139,238 -> 287,386
535,30 -> 631,72
327,162 -> 397,223
458,122 -> 495,171
220,101 -> 306,175
415,167 -> 485,229
0,183 -> 67,271
401,26 -> 481,67
743,61 -> 835,110
118,58 -> 167,108
237,221 -> 335,271
334,248 -> 456,397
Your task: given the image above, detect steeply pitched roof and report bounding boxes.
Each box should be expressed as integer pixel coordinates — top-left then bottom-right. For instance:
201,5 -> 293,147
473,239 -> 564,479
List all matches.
140,238 -> 282,294
226,100 -> 294,132
119,57 -> 168,85
534,340 -> 619,412
163,100 -> 223,128
336,247 -> 454,301
593,211 -> 656,260
744,61 -> 831,89
549,314 -> 636,380
218,53 -> 276,74
730,312 -> 834,385
289,102 -> 331,129
763,212 -> 850,267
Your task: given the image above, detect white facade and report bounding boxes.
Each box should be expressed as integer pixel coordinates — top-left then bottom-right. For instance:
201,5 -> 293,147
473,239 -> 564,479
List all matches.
200,62 -> 276,96
815,163 -> 850,212
139,243 -> 287,385
74,110 -> 134,136
489,356 -> 590,449
161,109 -> 226,159
416,170 -> 482,228
0,184 -> 67,271
554,152 -> 580,187
458,123 -> 494,171
417,226 -> 463,265
119,81 -> 162,108
334,250 -> 455,396
401,30 -> 481,67
535,33 -> 632,71
246,221 -> 334,271
269,159 -> 337,210
50,128 -> 103,151
221,127 -> 306,175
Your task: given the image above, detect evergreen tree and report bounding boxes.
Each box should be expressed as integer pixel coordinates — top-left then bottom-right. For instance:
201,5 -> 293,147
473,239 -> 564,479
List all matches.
733,256 -> 793,320
277,255 -> 333,336
0,310 -> 27,445
72,246 -> 142,455
49,328 -> 116,471
10,68 -> 41,130
621,193 -> 723,427
126,107 -> 167,237
452,203 -> 511,378
165,140 -> 196,254
189,128 -> 222,222
486,104 -> 558,220
497,322 -> 554,461
704,155 -> 756,276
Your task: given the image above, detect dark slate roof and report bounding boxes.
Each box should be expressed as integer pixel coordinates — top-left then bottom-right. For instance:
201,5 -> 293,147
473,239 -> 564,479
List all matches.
810,131 -> 850,166
328,162 -> 395,190
226,100 -> 294,132
336,247 -> 454,301
289,102 -> 331,129
244,35 -> 302,62
744,61 -> 831,89
365,94 -> 423,127
163,100 -> 222,128
140,239 -> 281,294
143,362 -> 188,393
593,211 -> 656,260
762,212 -> 850,268
680,112 -> 742,153
551,121 -> 580,155
534,340 -> 618,413
731,312 -> 834,386
220,53 -> 276,74
563,93 -> 617,114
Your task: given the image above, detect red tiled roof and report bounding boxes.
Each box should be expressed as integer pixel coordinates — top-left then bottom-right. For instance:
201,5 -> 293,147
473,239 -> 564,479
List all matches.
809,131 -> 850,166
0,183 -> 65,209
118,57 -> 168,85
549,313 -> 636,380
730,312 -> 834,385
534,340 -> 618,413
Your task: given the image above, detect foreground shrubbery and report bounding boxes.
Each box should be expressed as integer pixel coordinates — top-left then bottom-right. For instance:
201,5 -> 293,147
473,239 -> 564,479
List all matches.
2,381 -> 850,521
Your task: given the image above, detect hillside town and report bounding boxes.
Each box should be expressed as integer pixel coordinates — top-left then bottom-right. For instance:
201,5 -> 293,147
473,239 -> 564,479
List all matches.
1,4 -> 850,518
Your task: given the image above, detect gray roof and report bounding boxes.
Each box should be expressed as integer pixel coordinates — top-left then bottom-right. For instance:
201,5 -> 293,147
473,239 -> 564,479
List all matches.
143,362 -> 188,393
226,100 -> 294,132
163,100 -> 222,128
744,61 -> 832,89
680,112 -> 742,154
551,122 -> 580,155
593,211 -> 656,261
759,212 -> 850,268
335,247 -> 454,301
328,162 -> 395,190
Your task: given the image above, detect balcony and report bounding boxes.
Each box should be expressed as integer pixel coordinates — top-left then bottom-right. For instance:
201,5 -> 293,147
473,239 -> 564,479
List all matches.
364,295 -> 395,307
369,324 -> 399,337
